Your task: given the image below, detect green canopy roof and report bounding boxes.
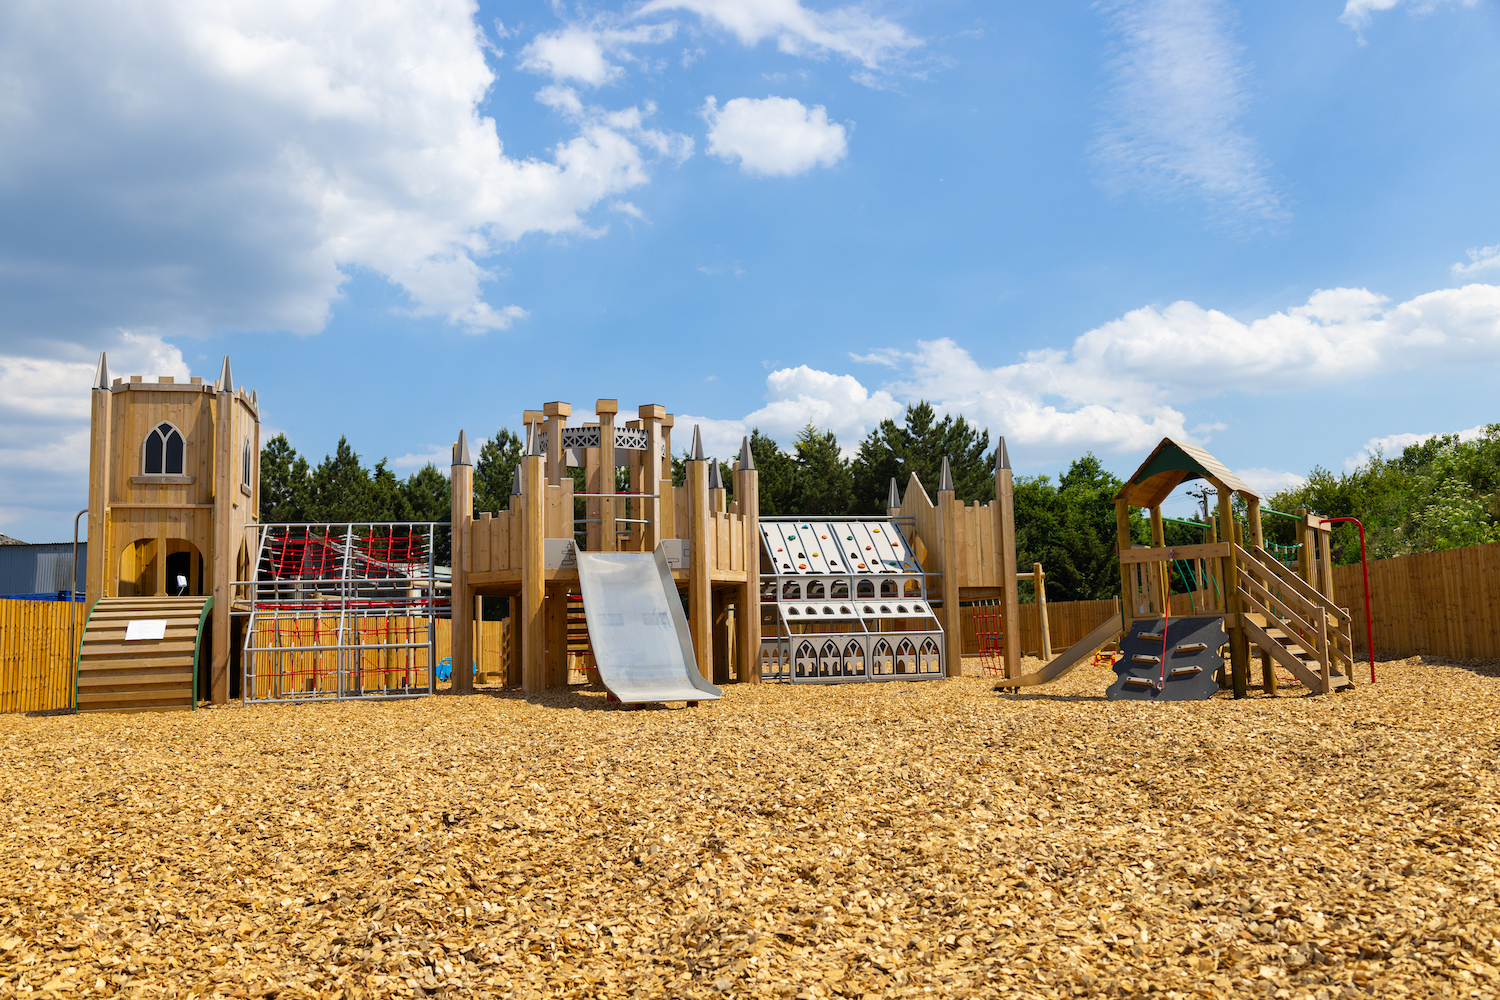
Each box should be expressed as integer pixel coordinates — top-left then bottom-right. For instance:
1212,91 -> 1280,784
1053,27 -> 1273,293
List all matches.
1115,438 -> 1259,509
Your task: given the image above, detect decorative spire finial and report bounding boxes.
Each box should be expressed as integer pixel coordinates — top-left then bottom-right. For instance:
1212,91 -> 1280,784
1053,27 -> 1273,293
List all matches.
455,430 -> 472,466
887,476 -> 901,509
219,355 -> 232,391
996,436 -> 1011,471
690,425 -> 704,461
708,461 -> 723,490
738,435 -> 755,472
94,352 -> 109,389
939,456 -> 954,493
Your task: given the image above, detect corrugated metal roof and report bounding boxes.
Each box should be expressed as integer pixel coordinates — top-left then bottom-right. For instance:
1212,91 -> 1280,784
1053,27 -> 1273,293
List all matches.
0,543 -> 87,595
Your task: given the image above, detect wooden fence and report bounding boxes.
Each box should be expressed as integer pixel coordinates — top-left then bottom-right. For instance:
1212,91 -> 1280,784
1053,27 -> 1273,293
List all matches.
1332,541 -> 1500,660
0,600 -> 85,713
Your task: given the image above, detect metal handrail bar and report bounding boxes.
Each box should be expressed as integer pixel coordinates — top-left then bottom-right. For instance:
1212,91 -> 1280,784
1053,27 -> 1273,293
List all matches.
570,492 -> 660,498
761,515 -> 916,522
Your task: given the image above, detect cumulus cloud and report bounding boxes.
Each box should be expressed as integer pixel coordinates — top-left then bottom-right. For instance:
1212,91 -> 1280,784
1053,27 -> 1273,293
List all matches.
637,0 -> 921,81
702,96 -> 848,176
1094,0 -> 1286,227
0,333 -> 189,539
1234,468 -> 1307,496
1453,244 -> 1500,279
0,0 -> 686,349
1342,424 -> 1487,471
519,23 -> 677,87
689,278 -> 1500,466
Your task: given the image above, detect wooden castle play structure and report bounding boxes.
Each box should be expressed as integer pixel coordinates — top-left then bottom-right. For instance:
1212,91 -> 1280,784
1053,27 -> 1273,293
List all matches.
69,357 -> 1356,712
76,354 -> 259,711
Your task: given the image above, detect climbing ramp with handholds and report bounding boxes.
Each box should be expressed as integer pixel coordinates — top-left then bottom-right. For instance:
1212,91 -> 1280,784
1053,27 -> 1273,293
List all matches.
75,596 -> 212,713
574,548 -> 722,706
757,518 -> 946,683
1107,617 -> 1225,702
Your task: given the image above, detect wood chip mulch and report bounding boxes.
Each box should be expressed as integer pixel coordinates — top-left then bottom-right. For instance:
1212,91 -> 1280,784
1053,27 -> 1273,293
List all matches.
2,655 -> 1498,999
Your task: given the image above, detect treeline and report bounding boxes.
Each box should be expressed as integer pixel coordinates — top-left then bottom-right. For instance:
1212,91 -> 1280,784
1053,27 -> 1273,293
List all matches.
258,403 -> 1146,602
1268,424 -> 1500,564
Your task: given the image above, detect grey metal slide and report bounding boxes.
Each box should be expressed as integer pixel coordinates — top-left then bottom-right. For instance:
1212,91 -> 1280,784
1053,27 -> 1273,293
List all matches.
574,548 -> 723,705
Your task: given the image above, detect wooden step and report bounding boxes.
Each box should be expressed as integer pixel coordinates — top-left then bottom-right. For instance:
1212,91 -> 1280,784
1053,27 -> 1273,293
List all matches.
75,596 -> 209,714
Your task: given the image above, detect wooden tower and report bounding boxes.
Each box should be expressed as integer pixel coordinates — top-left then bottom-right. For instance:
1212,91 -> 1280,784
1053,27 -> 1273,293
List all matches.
83,353 -> 260,704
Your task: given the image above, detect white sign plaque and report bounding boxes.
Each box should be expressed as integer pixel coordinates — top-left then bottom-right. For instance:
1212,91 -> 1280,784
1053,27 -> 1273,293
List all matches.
124,620 -> 167,641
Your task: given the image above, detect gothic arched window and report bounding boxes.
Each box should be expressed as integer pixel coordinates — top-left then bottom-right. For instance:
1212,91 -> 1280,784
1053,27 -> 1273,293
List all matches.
242,437 -> 252,486
144,422 -> 185,476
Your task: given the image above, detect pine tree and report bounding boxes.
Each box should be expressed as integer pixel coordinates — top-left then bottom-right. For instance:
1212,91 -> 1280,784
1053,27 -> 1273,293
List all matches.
307,437 -> 376,523
259,434 -> 309,522
791,425 -> 852,516
474,428 -> 524,514
748,429 -> 797,515
849,402 -> 993,513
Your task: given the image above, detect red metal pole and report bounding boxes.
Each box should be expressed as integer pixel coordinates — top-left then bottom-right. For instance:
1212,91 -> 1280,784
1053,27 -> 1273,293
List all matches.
1321,516 -> 1375,684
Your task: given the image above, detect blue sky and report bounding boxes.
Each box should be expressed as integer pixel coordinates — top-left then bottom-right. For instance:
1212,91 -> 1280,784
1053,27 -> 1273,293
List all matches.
2,0 -> 1498,540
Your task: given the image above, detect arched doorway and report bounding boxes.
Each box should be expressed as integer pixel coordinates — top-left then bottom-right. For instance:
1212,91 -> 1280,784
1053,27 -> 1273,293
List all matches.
118,538 -> 205,597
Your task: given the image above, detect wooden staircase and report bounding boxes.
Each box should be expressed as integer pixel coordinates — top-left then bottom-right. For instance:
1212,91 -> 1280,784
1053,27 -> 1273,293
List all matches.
76,596 -> 211,713
1234,545 -> 1354,695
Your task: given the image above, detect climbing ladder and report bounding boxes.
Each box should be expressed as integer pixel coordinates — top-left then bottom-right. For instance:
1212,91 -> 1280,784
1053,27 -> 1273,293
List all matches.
75,596 -> 212,713
1235,544 -> 1354,694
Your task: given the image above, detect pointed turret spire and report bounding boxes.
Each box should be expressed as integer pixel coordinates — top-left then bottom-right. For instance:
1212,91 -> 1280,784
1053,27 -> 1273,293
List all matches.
887,476 -> 901,510
690,425 -> 704,461
219,355 -> 233,392
511,464 -> 523,495
527,421 -> 543,457
738,435 -> 755,472
94,352 -> 109,389
996,436 -> 1010,471
455,429 -> 472,466
250,389 -> 258,407
939,456 -> 954,493
708,460 -> 723,490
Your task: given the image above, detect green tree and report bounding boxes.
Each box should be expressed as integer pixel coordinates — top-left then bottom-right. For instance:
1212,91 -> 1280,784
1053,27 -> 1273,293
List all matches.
749,428 -> 797,516
259,434 -> 309,522
474,428 -> 524,513
307,437 -> 376,523
402,464 -> 451,522
850,402 -> 993,513
789,425 -> 853,516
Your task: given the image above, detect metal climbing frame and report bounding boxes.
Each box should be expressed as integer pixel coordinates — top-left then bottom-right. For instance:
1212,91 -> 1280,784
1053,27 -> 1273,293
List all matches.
757,517 -> 945,683
235,522 -> 448,704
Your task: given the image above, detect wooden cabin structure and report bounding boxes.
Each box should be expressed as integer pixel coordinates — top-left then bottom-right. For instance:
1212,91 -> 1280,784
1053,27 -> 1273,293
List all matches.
1114,438 -> 1356,696
77,354 -> 259,711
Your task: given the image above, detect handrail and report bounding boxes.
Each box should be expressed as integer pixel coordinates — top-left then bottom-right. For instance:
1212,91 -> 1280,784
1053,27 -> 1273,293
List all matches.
1243,544 -> 1350,623
1237,555 -> 1330,640
1236,565 -> 1324,657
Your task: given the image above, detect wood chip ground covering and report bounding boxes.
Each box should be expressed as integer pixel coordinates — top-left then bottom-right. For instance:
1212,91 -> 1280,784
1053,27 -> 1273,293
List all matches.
3,656 -> 1500,1000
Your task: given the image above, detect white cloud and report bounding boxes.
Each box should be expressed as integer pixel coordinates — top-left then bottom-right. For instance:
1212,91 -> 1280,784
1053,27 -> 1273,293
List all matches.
1343,424 -> 1487,471
1340,0 -> 1477,31
702,96 -> 848,176
519,23 -> 676,87
637,0 -> 921,80
1453,244 -> 1500,279
612,201 -> 647,220
693,277 -> 1500,466
0,333 -> 189,540
1094,0 -> 1286,227
0,0 -> 686,345
1234,468 -> 1307,496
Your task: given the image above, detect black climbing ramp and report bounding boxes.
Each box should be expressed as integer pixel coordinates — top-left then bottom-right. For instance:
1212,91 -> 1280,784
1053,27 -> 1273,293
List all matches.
1107,616 -> 1225,702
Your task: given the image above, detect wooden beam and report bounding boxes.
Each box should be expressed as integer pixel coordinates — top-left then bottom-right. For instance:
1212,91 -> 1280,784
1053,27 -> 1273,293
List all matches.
449,439 -> 474,695
1117,542 -> 1231,564
735,459 -> 760,683
687,457 -> 712,682
1115,499 -> 1134,623
939,483 -> 962,680
1034,562 -> 1052,660
994,452 -> 1020,680
597,400 -> 617,553
521,454 -> 546,692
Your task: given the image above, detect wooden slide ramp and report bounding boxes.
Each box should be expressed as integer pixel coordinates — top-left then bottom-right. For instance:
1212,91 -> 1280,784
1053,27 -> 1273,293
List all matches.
1005,607 -> 1124,688
76,596 -> 211,713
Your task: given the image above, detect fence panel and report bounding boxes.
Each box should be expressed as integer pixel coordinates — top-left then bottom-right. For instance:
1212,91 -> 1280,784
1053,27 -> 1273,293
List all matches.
0,599 -> 85,713
1332,541 -> 1500,660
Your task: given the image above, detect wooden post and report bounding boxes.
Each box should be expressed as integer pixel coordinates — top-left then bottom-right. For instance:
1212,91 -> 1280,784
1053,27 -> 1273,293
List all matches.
210,357 -> 234,704
1318,523 -> 1335,600
1033,562 -> 1052,660
597,400 -> 618,553
1115,499 -> 1134,624
1248,498 -> 1264,553
1261,648 -> 1276,696
1149,505 -> 1167,614
639,404 -> 665,552
712,590 -> 730,684
993,441 -> 1021,680
542,402 -> 570,486
506,596 -> 521,687
449,432 -> 474,695
1224,508 -> 1249,699
521,453 -> 546,692
659,414 -> 675,541
735,438 -> 761,684
87,355 -> 112,606
1295,508 -> 1313,589
546,585 -> 568,687
687,446 -> 712,683
585,436 -> 602,552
